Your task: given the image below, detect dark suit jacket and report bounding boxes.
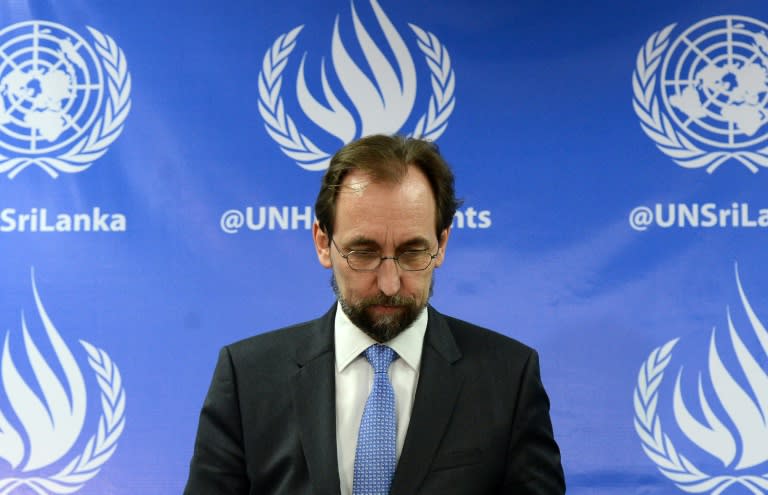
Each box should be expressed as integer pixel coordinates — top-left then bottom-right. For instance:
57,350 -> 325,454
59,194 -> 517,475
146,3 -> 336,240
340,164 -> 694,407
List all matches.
184,306 -> 565,494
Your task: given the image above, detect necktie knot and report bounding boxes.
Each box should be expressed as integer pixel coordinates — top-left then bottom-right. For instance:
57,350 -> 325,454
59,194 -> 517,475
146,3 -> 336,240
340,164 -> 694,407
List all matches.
364,344 -> 397,374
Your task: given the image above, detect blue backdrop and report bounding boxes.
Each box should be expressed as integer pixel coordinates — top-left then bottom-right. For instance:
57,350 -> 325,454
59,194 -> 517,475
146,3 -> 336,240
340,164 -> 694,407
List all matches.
1,1 -> 768,493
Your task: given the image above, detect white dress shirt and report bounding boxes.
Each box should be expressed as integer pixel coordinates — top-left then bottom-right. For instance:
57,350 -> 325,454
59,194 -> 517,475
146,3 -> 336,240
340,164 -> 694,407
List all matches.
334,302 -> 427,495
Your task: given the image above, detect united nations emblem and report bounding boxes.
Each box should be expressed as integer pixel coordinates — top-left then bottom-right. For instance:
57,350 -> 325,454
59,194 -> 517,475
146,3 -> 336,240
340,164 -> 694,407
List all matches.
633,16 -> 768,172
634,264 -> 768,494
0,270 -> 126,494
258,0 -> 456,171
0,21 -> 131,179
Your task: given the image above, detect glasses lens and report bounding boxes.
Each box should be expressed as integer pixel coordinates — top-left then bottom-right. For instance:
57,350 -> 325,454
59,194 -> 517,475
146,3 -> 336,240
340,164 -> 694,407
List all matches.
398,251 -> 433,271
347,252 -> 381,271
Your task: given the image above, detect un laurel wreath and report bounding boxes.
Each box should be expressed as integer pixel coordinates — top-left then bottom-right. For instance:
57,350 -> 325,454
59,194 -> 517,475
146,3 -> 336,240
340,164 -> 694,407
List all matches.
0,26 -> 132,179
634,339 -> 768,494
258,23 -> 456,171
0,341 -> 126,495
632,24 -> 768,174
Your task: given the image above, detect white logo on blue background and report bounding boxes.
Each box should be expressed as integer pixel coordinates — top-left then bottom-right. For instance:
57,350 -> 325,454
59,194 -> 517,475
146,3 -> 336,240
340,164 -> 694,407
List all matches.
633,16 -> 768,173
634,264 -> 768,494
0,21 -> 131,179
258,0 -> 456,171
0,270 -> 125,495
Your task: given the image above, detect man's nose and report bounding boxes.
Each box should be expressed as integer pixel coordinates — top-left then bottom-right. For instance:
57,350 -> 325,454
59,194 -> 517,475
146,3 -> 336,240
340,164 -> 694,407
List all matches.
376,257 -> 401,296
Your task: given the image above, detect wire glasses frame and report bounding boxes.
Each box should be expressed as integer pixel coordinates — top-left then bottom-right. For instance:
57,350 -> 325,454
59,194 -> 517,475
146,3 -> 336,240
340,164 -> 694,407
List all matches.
330,239 -> 439,272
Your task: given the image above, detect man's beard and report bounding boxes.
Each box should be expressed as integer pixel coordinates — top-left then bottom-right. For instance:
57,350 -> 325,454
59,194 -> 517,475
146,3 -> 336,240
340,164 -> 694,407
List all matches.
331,275 -> 432,342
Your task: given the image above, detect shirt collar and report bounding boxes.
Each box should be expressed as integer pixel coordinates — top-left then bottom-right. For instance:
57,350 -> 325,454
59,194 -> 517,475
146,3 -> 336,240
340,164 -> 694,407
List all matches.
334,302 -> 427,373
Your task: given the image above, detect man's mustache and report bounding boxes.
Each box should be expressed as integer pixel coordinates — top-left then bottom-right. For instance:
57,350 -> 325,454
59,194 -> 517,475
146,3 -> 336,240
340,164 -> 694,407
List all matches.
358,293 -> 417,307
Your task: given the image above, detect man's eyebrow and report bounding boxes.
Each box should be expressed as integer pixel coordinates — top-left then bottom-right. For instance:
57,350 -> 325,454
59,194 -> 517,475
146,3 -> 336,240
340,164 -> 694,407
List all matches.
398,237 -> 432,249
342,236 -> 432,250
344,236 -> 379,249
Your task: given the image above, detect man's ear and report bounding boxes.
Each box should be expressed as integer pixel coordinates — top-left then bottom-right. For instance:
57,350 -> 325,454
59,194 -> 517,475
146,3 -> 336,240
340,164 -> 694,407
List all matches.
434,227 -> 450,267
313,221 -> 332,268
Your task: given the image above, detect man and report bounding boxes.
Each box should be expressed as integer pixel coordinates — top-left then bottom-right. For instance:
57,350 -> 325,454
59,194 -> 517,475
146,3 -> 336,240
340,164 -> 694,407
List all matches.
184,135 -> 565,494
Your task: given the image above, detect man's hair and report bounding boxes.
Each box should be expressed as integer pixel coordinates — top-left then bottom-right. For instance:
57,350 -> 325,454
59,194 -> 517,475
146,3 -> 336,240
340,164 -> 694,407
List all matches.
315,134 -> 462,239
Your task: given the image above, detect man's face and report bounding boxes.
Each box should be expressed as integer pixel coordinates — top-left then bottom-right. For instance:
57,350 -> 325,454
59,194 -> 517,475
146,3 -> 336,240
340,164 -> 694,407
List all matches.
313,165 -> 449,342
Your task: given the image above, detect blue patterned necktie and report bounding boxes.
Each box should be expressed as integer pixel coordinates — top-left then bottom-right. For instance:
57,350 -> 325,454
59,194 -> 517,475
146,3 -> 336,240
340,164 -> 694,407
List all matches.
352,344 -> 398,495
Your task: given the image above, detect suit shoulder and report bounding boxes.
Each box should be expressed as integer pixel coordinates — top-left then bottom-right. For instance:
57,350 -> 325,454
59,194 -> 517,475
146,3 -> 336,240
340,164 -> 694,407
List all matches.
221,316 -> 324,371
439,311 -> 536,360
228,318 -> 316,349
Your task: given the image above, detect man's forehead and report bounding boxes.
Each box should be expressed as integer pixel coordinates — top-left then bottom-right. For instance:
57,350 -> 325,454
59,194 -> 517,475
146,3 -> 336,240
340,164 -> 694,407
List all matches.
339,171 -> 373,196
332,166 -> 438,240
337,166 -> 430,195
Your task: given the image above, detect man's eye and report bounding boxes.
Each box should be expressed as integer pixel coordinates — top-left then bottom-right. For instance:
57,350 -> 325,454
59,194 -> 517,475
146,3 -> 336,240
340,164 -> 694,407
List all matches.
351,251 -> 379,258
399,251 -> 426,259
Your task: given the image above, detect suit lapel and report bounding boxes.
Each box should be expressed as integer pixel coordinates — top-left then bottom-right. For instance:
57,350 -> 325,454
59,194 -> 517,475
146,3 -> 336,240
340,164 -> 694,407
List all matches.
291,307 -> 342,495
390,307 -> 464,495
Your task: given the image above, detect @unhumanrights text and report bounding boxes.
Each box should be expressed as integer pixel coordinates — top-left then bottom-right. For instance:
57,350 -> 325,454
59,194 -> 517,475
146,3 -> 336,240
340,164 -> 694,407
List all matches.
219,205 -> 492,234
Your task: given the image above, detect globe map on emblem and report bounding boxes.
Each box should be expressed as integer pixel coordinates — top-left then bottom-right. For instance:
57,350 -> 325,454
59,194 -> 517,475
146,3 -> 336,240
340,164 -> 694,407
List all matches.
661,16 -> 768,148
0,21 -> 103,154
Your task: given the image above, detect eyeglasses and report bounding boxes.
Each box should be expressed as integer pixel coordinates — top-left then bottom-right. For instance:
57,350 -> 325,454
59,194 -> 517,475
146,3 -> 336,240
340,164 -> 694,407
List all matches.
330,239 -> 439,272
